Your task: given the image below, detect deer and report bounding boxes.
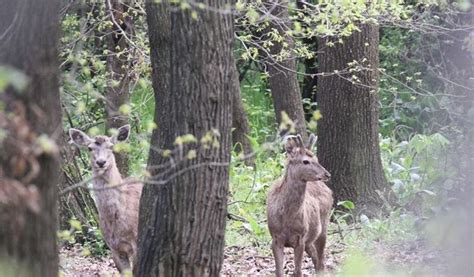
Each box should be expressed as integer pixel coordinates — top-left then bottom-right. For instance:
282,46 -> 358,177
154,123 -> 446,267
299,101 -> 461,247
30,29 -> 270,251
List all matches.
69,124 -> 143,273
267,134 -> 333,276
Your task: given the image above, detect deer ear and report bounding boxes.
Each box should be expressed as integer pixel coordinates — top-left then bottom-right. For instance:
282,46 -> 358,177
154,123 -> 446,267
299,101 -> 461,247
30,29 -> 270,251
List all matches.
307,134 -> 317,150
112,124 -> 130,143
69,128 -> 92,146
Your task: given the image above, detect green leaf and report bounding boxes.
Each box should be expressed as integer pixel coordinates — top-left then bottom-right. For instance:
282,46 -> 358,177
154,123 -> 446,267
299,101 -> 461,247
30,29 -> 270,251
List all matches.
69,219 -> 82,230
337,200 -> 355,210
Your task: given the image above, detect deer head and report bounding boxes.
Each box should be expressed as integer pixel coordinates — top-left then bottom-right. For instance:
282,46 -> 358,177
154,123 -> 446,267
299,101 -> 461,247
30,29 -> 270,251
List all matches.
284,134 -> 331,182
69,125 -> 130,172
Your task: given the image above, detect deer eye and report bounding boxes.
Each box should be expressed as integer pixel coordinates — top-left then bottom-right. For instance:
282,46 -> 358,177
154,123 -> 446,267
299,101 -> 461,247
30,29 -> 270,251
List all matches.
88,146 -> 93,151
303,160 -> 310,165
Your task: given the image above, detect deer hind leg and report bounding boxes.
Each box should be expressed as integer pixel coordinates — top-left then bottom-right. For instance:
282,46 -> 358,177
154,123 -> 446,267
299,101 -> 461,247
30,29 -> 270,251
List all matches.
272,240 -> 285,277
314,234 -> 327,272
305,243 -> 320,274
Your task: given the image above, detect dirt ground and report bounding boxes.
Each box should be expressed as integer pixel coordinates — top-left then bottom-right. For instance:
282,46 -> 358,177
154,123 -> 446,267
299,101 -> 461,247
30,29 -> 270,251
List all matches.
59,239 -> 446,276
59,243 -> 344,276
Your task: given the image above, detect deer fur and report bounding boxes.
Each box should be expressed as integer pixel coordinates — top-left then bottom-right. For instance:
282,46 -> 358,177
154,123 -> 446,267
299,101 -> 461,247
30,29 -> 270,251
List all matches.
267,134 -> 333,276
69,125 -> 142,273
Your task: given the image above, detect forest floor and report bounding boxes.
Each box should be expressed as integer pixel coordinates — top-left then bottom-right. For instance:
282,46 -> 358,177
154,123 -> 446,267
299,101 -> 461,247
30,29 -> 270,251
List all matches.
59,237 -> 448,276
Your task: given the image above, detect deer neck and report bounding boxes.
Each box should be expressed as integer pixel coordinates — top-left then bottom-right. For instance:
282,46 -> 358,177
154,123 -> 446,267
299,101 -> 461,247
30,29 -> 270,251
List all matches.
280,169 -> 307,213
93,163 -> 123,188
92,163 -> 123,211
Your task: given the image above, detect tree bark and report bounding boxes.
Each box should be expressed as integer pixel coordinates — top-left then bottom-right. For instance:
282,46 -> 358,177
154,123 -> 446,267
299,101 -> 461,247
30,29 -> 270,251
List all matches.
263,0 -> 307,138
0,0 -> 61,275
104,0 -> 133,175
231,63 -> 254,166
317,24 -> 389,214
137,0 -> 234,275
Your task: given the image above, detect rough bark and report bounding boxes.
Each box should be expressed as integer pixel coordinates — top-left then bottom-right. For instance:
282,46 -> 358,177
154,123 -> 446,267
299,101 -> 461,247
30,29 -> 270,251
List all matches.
104,0 -> 133,175
137,1 -> 234,276
231,63 -> 254,166
0,0 -> 61,275
263,0 -> 307,138
317,24 -> 389,214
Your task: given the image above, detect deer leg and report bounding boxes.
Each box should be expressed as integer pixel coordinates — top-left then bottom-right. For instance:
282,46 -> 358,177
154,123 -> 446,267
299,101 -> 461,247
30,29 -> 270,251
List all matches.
272,240 -> 285,277
305,243 -> 320,273
111,251 -> 125,273
111,249 -> 131,273
293,242 -> 305,277
314,234 -> 327,272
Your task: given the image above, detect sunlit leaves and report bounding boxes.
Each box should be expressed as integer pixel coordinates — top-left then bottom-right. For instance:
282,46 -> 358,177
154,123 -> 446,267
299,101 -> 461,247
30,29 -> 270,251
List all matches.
113,142 -> 131,153
174,134 -> 198,146
119,104 -> 132,115
0,66 -> 29,92
36,135 -> 59,155
278,111 -> 296,134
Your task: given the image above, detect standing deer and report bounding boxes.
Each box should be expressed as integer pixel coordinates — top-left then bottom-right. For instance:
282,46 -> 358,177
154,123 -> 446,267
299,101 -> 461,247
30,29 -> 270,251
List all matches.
69,125 -> 142,273
267,134 -> 333,276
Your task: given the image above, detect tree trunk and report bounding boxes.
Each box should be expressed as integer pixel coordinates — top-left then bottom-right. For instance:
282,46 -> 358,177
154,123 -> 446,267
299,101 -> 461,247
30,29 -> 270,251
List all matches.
58,134 -> 98,229
296,1 -> 318,121
263,0 -> 307,138
0,0 -> 61,275
231,63 -> 254,166
137,0 -> 234,275
104,0 -> 133,175
317,24 -> 389,215
300,37 -> 318,121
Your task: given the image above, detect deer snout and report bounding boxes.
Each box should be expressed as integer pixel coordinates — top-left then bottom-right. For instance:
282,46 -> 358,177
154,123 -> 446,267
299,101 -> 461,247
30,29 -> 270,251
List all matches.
323,171 -> 331,181
96,160 -> 106,168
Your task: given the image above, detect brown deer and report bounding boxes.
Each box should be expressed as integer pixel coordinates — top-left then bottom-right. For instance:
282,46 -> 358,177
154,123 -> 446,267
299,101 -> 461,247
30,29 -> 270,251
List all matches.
69,125 -> 142,273
267,134 -> 333,276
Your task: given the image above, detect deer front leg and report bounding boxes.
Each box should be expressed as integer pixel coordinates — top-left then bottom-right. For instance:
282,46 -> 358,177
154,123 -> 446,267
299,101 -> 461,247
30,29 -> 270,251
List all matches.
293,242 -> 305,277
111,249 -> 131,273
272,240 -> 285,277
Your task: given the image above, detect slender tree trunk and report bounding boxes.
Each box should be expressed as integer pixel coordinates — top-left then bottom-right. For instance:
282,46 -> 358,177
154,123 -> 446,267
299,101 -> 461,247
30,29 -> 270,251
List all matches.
317,24 -> 389,214
137,0 -> 234,275
301,37 -> 318,121
297,1 -> 318,121
0,0 -> 61,275
104,0 -> 133,175
263,0 -> 307,138
58,134 -> 98,229
231,63 -> 254,166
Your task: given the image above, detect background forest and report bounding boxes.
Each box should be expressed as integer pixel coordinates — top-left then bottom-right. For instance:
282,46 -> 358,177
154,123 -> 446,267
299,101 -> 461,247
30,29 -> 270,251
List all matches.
0,0 -> 472,276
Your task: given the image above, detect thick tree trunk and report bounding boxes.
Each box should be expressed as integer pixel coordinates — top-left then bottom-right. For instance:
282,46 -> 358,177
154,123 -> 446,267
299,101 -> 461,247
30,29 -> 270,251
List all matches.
104,0 -> 133,175
0,0 -> 61,275
317,24 -> 389,214
137,1 -> 234,275
263,0 -> 307,138
435,9 -> 474,275
231,63 -> 254,166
